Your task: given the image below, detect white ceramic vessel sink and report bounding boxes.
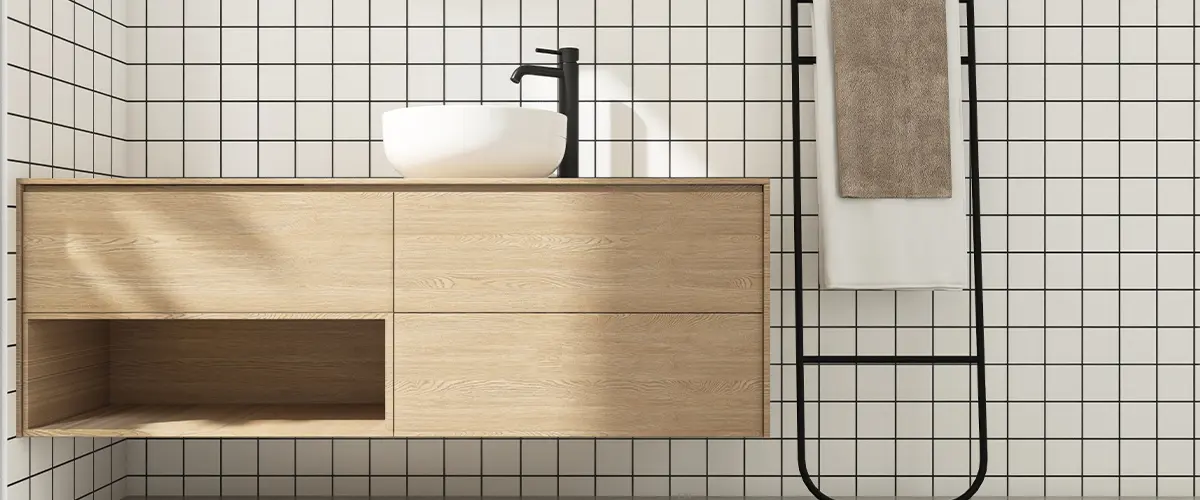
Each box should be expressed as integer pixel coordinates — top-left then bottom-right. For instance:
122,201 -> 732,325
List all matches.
381,105 -> 567,178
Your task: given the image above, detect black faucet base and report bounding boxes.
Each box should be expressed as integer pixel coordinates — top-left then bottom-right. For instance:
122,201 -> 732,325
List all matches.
511,47 -> 581,179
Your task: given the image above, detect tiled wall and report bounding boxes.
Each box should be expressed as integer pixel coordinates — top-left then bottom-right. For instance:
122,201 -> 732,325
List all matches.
3,0 -> 131,499
121,0 -> 792,179
4,0 -> 1200,498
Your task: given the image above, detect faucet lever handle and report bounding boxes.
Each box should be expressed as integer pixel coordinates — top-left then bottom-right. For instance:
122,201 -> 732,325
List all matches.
535,47 -> 562,56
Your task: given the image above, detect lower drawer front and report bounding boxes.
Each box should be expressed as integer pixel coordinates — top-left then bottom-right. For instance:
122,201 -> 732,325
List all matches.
393,313 -> 766,437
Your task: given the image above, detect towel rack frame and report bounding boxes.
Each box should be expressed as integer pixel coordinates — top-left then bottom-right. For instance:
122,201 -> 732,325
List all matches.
790,1 -> 988,499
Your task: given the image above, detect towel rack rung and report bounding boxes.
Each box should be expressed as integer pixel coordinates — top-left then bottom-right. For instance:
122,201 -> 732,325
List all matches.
796,56 -> 972,66
801,355 -> 980,365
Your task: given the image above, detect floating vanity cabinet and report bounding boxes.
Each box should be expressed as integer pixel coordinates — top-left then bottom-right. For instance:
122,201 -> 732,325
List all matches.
17,178 -> 769,438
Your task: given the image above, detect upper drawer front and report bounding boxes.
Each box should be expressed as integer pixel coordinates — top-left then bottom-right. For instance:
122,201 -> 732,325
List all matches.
22,188 -> 393,313
394,186 -> 765,313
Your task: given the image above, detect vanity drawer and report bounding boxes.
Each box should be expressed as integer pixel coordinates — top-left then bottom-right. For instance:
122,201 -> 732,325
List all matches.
393,313 -> 767,437
393,186 -> 767,313
21,186 -> 393,313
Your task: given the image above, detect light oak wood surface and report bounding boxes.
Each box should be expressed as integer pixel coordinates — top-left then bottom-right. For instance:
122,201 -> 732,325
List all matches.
22,319 -> 110,430
26,404 -> 387,437
761,183 -> 772,434
21,187 -> 393,313
393,186 -> 765,313
392,313 -> 767,437
109,319 -> 385,405
20,313 -> 393,437
19,178 -> 770,186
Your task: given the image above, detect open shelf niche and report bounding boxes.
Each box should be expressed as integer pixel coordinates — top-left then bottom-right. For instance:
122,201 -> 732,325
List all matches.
20,313 -> 393,437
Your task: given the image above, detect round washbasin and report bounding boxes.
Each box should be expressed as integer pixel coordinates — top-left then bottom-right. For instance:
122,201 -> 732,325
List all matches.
381,105 -> 567,178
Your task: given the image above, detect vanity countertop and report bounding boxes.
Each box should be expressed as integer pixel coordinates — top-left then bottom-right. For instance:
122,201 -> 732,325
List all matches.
19,177 -> 770,186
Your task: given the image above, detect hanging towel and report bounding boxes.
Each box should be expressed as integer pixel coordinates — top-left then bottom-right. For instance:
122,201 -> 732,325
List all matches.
813,0 -> 969,290
831,0 -> 954,198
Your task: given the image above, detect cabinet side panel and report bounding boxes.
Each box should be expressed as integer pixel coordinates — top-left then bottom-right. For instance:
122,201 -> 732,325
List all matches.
393,313 -> 765,437
762,184 -> 771,435
385,315 -> 395,435
24,320 -> 110,430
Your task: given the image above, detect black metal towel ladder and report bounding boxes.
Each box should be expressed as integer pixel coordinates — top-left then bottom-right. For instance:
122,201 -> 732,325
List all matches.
789,1 -> 989,499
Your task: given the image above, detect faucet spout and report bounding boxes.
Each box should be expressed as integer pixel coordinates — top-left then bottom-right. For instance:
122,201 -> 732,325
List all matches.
509,65 -> 564,83
510,47 -> 581,178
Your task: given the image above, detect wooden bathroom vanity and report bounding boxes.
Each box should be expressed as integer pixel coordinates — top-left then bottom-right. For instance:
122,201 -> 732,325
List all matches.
16,178 -> 769,438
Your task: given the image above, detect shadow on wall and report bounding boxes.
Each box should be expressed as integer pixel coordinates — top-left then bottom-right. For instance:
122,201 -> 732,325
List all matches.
588,66 -> 709,178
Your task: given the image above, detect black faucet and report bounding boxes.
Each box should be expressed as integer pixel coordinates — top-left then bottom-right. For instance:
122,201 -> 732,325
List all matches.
510,47 -> 580,178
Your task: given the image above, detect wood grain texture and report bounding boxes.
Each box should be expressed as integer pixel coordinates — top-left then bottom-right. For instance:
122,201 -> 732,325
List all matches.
384,313 -> 395,434
16,186 -> 26,431
393,313 -> 767,437
20,313 -> 392,437
22,312 -> 389,321
26,404 -> 387,437
21,188 -> 392,313
109,319 -> 385,406
393,187 -> 765,313
762,182 -> 772,434
20,178 -> 770,187
22,319 -> 110,431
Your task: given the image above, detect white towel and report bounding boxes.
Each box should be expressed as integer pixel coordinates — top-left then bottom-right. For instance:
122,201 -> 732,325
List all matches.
812,0 -> 969,290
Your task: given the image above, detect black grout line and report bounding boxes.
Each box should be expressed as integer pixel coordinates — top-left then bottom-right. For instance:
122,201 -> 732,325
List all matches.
256,0 -> 261,179
1115,0 -> 1123,494
292,0 -> 298,177
1152,0 -> 1160,495
8,16 -> 127,65
93,96 -> 1200,104
115,60 -> 1200,66
1192,1 -> 1198,494
367,1 -> 374,179
180,0 -> 187,177
1003,0 -> 1011,492
134,60 -> 803,66
48,0 -> 55,181
117,469 -> 1200,478
5,439 -> 125,489
329,3 -> 336,179
1041,0 -> 1048,492
1078,0 -> 1086,489
116,23 -> 1200,29
628,2 -> 635,179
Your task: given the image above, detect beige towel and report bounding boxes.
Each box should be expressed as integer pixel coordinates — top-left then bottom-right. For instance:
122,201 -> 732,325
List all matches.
831,0 -> 953,199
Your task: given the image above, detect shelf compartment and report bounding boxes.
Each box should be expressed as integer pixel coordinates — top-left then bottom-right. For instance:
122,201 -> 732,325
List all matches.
21,313 -> 392,437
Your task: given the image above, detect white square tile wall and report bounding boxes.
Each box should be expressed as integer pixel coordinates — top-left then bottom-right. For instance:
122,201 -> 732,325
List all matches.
3,0 -> 1200,498
3,0 -> 132,498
